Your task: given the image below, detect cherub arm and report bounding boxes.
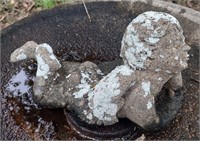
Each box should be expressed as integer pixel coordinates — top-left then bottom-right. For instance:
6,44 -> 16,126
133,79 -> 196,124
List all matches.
118,81 -> 160,130
165,72 -> 183,97
80,65 -> 135,125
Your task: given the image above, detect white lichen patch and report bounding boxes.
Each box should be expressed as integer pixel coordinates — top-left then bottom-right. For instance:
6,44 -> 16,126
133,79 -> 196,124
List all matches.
155,68 -> 161,72
37,43 -> 61,68
122,27 -> 152,69
145,27 -> 166,44
152,27 -> 166,37
120,65 -> 134,76
145,37 -> 160,44
73,72 -> 92,98
175,56 -> 179,60
65,74 -> 71,79
53,73 -> 60,81
37,43 -> 53,53
141,81 -> 151,97
141,19 -> 154,30
159,55 -> 164,58
86,113 -> 93,120
158,77 -> 163,81
96,69 -> 104,76
180,60 -> 187,68
133,11 -> 180,27
49,54 -> 61,68
87,66 -> 132,122
165,70 -> 171,74
16,53 -> 27,61
147,100 -> 152,109
36,54 -> 50,79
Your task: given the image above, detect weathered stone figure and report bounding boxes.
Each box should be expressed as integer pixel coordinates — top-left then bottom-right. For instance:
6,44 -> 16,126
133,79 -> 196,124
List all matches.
118,11 -> 190,129
10,11 -> 190,130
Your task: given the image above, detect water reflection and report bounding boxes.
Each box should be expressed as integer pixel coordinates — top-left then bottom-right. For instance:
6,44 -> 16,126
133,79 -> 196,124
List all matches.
5,68 -> 58,140
6,69 -> 38,111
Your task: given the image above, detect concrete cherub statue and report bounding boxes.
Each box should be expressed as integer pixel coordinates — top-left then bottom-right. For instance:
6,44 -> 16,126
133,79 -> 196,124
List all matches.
10,11 -> 190,130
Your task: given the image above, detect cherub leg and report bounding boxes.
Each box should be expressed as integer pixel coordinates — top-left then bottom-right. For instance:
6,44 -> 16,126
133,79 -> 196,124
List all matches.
10,42 -> 62,107
34,43 -> 61,83
10,41 -> 38,62
10,41 -> 61,86
30,43 -> 63,107
10,41 -> 61,76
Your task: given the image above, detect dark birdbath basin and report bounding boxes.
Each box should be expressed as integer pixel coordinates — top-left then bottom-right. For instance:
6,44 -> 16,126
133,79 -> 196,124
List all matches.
1,0 -> 200,140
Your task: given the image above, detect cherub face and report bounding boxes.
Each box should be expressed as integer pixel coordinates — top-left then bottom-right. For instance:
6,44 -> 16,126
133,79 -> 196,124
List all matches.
143,24 -> 191,74
170,34 -> 191,69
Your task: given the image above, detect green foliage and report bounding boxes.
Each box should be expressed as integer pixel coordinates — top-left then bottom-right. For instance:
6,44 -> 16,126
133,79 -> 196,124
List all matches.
43,0 -> 55,9
35,0 -> 74,9
35,0 -> 56,9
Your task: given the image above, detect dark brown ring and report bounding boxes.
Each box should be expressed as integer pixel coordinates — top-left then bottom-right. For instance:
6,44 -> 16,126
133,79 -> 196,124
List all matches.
64,109 -> 143,140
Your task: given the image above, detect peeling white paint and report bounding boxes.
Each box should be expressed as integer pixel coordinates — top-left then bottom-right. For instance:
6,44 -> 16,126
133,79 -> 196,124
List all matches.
142,81 -> 151,97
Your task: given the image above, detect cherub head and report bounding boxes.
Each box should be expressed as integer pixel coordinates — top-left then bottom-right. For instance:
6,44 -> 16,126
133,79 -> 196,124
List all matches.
120,11 -> 190,74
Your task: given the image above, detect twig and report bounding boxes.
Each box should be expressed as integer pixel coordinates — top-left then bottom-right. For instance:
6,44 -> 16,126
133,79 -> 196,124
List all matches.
81,0 -> 91,22
27,1 -> 35,12
0,14 -> 7,22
